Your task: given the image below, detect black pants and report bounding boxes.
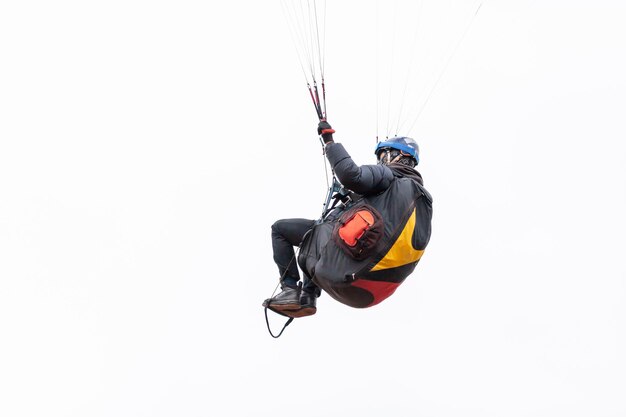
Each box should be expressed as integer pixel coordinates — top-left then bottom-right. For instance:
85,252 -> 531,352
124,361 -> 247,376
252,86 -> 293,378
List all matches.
271,218 -> 320,296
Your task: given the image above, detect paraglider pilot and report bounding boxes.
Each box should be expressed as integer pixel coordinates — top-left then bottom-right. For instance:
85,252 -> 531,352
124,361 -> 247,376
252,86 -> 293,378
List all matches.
263,121 -> 425,318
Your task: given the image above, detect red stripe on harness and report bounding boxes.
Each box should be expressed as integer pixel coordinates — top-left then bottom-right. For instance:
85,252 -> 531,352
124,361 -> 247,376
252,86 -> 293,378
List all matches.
350,279 -> 401,307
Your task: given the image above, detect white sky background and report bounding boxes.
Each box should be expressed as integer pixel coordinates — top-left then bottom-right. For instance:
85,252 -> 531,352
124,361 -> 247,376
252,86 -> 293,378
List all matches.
1,0 -> 625,416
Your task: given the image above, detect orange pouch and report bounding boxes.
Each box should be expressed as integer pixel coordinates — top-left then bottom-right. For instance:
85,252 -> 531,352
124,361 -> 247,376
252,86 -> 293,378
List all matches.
335,205 -> 384,260
339,210 -> 375,246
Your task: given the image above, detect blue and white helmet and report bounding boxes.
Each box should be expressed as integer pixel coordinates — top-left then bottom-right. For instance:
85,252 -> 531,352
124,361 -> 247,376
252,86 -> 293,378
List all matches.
375,136 -> 420,166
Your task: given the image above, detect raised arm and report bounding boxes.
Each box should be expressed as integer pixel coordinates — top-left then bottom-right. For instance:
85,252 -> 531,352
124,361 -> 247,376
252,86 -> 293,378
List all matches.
325,142 -> 395,195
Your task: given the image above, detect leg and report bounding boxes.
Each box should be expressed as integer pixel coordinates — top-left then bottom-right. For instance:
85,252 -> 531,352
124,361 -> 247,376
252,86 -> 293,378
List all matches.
265,218 -> 320,317
271,218 -> 315,287
302,271 -> 321,297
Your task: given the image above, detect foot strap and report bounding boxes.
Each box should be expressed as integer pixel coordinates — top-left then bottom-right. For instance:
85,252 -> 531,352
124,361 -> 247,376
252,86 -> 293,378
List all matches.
264,306 -> 295,338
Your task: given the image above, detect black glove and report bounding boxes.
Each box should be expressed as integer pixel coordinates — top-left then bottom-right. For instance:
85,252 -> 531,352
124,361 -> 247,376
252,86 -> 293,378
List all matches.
317,120 -> 335,144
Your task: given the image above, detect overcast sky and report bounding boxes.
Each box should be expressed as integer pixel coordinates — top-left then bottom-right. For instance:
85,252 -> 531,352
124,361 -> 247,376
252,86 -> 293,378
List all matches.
1,1 -> 625,416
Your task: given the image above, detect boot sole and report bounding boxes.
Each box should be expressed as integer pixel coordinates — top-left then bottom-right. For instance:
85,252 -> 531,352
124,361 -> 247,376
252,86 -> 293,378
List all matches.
262,298 -> 301,310
282,306 -> 317,318
265,302 -> 301,312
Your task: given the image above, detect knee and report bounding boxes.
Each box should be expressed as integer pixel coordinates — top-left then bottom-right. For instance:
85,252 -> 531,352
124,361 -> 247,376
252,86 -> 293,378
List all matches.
271,219 -> 287,237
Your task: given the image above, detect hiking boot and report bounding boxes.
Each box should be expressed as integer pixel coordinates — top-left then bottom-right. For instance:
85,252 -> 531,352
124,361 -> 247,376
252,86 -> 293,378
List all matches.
262,284 -> 301,312
282,291 -> 317,318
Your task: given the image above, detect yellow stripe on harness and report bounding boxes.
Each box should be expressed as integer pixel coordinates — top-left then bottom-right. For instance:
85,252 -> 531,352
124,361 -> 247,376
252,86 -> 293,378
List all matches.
370,208 -> 424,272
